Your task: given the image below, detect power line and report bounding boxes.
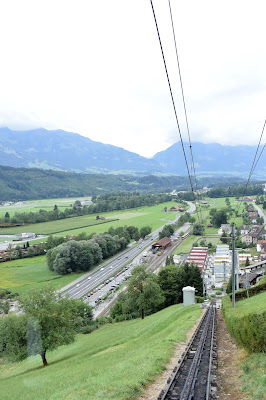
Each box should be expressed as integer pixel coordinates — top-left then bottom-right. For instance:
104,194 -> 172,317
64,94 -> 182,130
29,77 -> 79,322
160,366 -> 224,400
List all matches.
233,119 -> 266,223
149,0 -> 200,225
167,0 -> 204,225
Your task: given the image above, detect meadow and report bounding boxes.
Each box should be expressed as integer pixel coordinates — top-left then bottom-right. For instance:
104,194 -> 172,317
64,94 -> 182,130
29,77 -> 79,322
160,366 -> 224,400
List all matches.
0,256 -> 84,295
0,196 -> 91,218
0,202 -> 181,236
0,303 -> 202,400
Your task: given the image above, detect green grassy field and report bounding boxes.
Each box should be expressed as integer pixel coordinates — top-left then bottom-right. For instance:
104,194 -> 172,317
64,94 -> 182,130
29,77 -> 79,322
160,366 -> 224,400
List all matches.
174,235 -> 222,255
0,256 -> 84,294
0,202 -> 181,236
0,196 -> 91,218
0,216 -> 117,235
0,303 -> 202,400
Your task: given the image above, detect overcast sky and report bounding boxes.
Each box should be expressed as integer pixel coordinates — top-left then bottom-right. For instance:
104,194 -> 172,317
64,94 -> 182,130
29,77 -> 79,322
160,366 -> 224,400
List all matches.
0,0 -> 266,157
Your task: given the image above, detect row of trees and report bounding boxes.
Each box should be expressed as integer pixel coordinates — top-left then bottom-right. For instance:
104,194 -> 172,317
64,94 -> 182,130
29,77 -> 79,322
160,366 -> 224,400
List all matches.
110,263 -> 203,321
47,233 -> 129,275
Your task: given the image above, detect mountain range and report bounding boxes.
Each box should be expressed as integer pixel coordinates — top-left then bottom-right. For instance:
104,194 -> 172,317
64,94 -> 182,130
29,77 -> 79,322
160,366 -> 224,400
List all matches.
0,127 -> 264,178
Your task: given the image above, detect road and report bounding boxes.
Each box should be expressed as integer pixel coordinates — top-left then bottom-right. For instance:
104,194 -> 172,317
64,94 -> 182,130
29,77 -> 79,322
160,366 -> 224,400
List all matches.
60,201 -> 196,303
253,203 -> 266,228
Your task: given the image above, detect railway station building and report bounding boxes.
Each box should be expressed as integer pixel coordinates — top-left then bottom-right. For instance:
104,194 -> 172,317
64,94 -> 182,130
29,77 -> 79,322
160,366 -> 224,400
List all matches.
152,237 -> 171,251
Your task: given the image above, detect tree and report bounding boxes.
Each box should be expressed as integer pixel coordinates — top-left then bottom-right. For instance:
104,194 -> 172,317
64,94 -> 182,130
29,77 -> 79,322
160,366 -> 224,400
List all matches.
220,231 -> 228,244
0,285 -> 92,366
139,226 -> 152,239
124,266 -> 164,319
193,223 -> 205,235
6,243 -> 14,261
15,245 -> 22,259
245,257 -> 250,266
4,212 -> 10,219
158,263 -> 203,307
211,209 -> 228,227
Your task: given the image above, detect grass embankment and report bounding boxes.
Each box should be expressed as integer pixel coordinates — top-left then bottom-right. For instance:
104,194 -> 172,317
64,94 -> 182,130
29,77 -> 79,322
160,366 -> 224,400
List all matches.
0,303 -> 202,400
0,256 -> 84,295
222,292 -> 266,352
222,288 -> 266,399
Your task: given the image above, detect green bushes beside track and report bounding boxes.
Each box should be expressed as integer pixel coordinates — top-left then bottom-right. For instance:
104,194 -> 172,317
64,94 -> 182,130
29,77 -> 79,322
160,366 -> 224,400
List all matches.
222,292 -> 266,352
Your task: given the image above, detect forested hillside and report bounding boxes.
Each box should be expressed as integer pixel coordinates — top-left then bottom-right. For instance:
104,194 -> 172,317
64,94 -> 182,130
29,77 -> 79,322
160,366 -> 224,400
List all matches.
0,165 -> 249,201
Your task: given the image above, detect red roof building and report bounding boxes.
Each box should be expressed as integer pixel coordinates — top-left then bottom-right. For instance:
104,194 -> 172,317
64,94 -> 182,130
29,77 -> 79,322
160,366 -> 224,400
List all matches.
186,247 -> 208,273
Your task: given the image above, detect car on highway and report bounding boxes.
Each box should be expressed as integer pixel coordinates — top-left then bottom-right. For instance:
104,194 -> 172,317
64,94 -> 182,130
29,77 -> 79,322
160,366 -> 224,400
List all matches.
76,284 -> 80,287
100,267 -> 104,271
87,277 -> 91,280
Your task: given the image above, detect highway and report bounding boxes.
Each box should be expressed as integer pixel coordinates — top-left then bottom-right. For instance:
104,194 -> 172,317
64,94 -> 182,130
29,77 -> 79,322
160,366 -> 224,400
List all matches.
254,203 -> 266,228
60,201 -> 196,302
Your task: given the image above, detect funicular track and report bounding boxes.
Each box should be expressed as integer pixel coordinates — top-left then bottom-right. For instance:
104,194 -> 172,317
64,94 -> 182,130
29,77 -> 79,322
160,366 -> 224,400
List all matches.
158,301 -> 218,400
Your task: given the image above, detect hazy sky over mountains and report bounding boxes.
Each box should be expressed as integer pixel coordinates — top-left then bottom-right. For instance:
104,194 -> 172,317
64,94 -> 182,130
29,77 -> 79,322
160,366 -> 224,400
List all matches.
0,0 -> 265,157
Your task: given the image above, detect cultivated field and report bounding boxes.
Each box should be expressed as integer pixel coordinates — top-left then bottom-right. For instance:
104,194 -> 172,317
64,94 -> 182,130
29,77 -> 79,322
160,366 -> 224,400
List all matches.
0,303 -> 202,400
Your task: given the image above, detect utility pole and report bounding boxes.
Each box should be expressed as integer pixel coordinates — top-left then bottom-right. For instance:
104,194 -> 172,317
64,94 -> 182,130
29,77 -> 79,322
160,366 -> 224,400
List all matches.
232,222 -> 236,308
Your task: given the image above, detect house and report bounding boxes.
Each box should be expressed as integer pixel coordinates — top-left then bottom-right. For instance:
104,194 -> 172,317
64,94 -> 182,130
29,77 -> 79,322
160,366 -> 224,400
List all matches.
257,230 -> 266,240
239,224 -> 249,235
241,232 -> 258,245
244,196 -> 254,202
257,240 -> 266,252
81,200 -> 93,206
218,224 -> 231,235
239,272 -> 263,288
248,211 -> 258,219
251,224 -> 261,232
168,206 -> 180,212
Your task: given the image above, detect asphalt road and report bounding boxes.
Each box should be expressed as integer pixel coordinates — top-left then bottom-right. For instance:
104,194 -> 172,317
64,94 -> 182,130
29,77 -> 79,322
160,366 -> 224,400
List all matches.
60,201 -> 196,302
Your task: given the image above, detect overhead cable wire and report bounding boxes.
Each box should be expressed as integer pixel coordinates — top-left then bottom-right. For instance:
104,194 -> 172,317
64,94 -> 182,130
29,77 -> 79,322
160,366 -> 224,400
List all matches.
234,119 -> 266,222
149,0 -> 199,225
168,0 -> 204,226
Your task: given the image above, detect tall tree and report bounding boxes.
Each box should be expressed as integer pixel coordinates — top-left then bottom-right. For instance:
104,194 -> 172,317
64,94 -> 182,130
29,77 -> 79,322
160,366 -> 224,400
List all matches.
125,266 -> 164,319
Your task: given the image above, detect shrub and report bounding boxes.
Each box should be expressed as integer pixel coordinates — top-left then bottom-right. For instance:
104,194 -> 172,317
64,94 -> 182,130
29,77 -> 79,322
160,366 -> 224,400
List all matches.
229,281 -> 266,301
222,295 -> 266,352
195,296 -> 203,303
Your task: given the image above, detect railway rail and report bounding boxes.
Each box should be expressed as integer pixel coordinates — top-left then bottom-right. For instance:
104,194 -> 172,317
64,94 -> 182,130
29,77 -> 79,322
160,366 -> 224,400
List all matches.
158,301 -> 218,400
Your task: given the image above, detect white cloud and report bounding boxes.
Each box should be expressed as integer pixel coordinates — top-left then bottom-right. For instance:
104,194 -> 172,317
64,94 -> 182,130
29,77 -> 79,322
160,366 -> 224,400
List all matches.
0,0 -> 265,157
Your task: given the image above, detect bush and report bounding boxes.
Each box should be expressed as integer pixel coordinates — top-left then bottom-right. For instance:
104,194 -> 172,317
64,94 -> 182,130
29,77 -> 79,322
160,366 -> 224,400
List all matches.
229,280 -> 266,301
222,295 -> 266,352
195,296 -> 203,303
216,291 -> 222,295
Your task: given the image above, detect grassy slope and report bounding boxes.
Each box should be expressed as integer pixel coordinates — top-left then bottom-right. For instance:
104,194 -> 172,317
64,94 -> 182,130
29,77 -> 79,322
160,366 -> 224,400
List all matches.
223,291 -> 266,400
0,256 -> 84,294
0,304 -> 202,400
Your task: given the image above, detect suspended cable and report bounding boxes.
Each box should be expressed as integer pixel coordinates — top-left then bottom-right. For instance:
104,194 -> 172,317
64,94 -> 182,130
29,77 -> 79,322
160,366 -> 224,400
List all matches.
149,0 -> 200,226
168,0 -> 204,226
234,119 -> 266,222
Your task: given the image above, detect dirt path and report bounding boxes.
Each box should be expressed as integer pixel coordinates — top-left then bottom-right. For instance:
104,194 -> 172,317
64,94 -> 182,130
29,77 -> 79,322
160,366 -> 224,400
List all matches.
217,309 -> 247,399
